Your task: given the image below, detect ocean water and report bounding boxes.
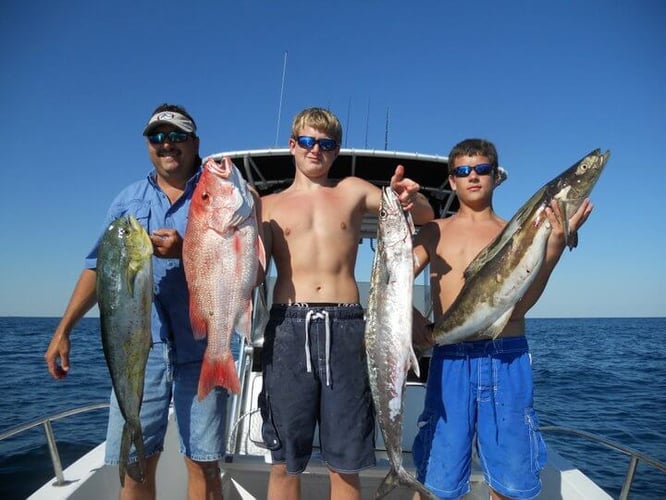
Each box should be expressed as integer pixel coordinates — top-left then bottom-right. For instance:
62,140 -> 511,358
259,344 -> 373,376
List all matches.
0,317 -> 665,499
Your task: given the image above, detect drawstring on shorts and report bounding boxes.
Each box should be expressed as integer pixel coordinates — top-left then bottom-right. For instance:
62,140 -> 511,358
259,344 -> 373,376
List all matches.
304,309 -> 332,386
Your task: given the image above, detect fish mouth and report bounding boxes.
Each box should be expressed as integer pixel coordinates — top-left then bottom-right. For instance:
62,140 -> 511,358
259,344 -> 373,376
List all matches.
205,157 -> 232,178
381,187 -> 401,211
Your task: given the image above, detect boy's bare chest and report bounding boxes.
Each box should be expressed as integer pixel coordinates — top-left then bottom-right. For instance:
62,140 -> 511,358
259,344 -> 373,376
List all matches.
438,222 -> 502,270
270,192 -> 360,236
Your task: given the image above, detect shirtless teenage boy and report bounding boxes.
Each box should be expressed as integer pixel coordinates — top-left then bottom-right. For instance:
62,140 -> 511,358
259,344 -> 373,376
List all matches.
259,107 -> 434,500
411,138 -> 592,500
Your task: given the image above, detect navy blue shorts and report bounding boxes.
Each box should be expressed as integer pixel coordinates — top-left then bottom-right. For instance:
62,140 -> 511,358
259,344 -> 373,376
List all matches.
259,304 -> 376,474
412,336 -> 547,499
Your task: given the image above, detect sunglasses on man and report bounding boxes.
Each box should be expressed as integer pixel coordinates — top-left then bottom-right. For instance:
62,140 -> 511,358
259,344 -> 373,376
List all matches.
147,131 -> 191,145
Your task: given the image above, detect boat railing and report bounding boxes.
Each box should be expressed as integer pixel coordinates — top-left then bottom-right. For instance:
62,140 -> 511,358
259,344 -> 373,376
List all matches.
0,402 -> 109,487
541,425 -> 666,500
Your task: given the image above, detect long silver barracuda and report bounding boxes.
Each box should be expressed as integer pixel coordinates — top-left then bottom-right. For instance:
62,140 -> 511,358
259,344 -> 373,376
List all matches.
365,187 -> 436,500
97,214 -> 153,486
433,149 -> 610,345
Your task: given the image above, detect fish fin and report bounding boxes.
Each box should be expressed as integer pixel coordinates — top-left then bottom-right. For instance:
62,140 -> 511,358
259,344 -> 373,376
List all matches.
123,424 -> 146,485
377,467 -> 436,500
568,230 -> 578,250
188,299 -> 208,340
198,353 -> 241,400
119,423 -> 130,487
256,233 -> 267,274
558,199 -> 572,248
557,199 -> 580,250
124,264 -> 140,297
236,300 -> 253,341
406,211 -> 416,236
486,307 -> 515,339
376,468 -> 401,499
252,284 -> 270,344
409,345 -> 421,379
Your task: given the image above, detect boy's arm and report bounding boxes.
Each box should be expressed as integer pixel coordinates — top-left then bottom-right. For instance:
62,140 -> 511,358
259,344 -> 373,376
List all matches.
410,192 -> 435,225
512,199 -> 593,318
412,221 -> 439,277
411,222 -> 440,353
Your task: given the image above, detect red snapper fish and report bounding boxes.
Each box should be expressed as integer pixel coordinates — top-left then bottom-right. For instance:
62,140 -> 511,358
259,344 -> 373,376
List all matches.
183,157 -> 265,400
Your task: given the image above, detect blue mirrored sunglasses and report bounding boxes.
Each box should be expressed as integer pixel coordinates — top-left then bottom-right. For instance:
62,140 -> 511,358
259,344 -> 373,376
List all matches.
452,163 -> 494,178
147,131 -> 190,145
296,135 -> 338,151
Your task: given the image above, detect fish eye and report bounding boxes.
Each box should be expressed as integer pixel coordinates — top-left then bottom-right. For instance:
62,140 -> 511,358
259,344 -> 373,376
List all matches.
379,208 -> 388,219
201,191 -> 210,201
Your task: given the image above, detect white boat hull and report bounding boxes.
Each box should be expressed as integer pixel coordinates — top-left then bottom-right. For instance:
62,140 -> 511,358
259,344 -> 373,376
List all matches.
28,373 -> 612,500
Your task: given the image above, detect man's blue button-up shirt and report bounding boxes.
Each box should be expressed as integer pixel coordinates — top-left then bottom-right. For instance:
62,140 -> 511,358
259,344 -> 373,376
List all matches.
86,169 -> 204,364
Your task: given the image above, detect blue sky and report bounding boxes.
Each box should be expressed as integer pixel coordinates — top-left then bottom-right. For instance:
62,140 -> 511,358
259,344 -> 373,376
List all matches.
1,1 -> 664,318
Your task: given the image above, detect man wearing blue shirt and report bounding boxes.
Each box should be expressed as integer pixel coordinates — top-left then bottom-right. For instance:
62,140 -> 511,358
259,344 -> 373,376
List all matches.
45,103 -> 227,499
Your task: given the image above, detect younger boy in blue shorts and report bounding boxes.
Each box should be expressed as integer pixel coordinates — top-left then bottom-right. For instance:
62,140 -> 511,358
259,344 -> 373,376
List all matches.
410,138 -> 593,499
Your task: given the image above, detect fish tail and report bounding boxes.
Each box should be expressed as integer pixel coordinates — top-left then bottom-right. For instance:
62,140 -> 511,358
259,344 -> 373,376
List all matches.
376,467 -> 435,499
131,425 -> 147,484
409,345 -> 420,379
119,424 -> 130,487
197,353 -> 240,400
119,422 -> 146,487
375,468 -> 399,499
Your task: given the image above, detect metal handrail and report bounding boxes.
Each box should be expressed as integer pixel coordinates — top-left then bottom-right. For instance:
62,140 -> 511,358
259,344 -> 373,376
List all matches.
0,402 -> 109,487
3,404 -> 664,497
541,425 -> 666,500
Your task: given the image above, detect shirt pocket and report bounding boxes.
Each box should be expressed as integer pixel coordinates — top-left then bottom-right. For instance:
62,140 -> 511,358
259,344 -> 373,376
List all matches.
131,205 -> 151,232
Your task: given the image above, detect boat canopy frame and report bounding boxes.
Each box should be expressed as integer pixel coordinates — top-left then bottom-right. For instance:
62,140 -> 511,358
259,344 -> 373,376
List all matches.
207,148 -> 460,239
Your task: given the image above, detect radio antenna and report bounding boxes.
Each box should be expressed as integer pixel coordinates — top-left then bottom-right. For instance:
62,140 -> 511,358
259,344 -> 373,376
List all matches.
384,106 -> 390,150
345,97 -> 352,148
274,51 -> 288,147
364,98 -> 370,148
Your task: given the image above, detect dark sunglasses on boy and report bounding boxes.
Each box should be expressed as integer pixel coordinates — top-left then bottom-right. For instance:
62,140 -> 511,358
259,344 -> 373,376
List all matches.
295,135 -> 338,152
452,163 -> 494,178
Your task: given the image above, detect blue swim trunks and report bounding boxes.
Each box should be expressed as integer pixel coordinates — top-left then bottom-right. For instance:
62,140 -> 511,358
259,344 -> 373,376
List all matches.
105,337 -> 239,465
259,304 -> 376,474
412,336 -> 547,499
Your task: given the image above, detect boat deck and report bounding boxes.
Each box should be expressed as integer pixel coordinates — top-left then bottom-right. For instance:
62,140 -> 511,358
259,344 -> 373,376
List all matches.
23,339 -> 620,500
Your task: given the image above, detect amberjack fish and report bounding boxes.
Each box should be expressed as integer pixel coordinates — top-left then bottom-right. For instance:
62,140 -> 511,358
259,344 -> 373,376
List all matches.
433,149 -> 610,345
97,214 -> 153,486
365,187 -> 436,500
183,157 -> 265,400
